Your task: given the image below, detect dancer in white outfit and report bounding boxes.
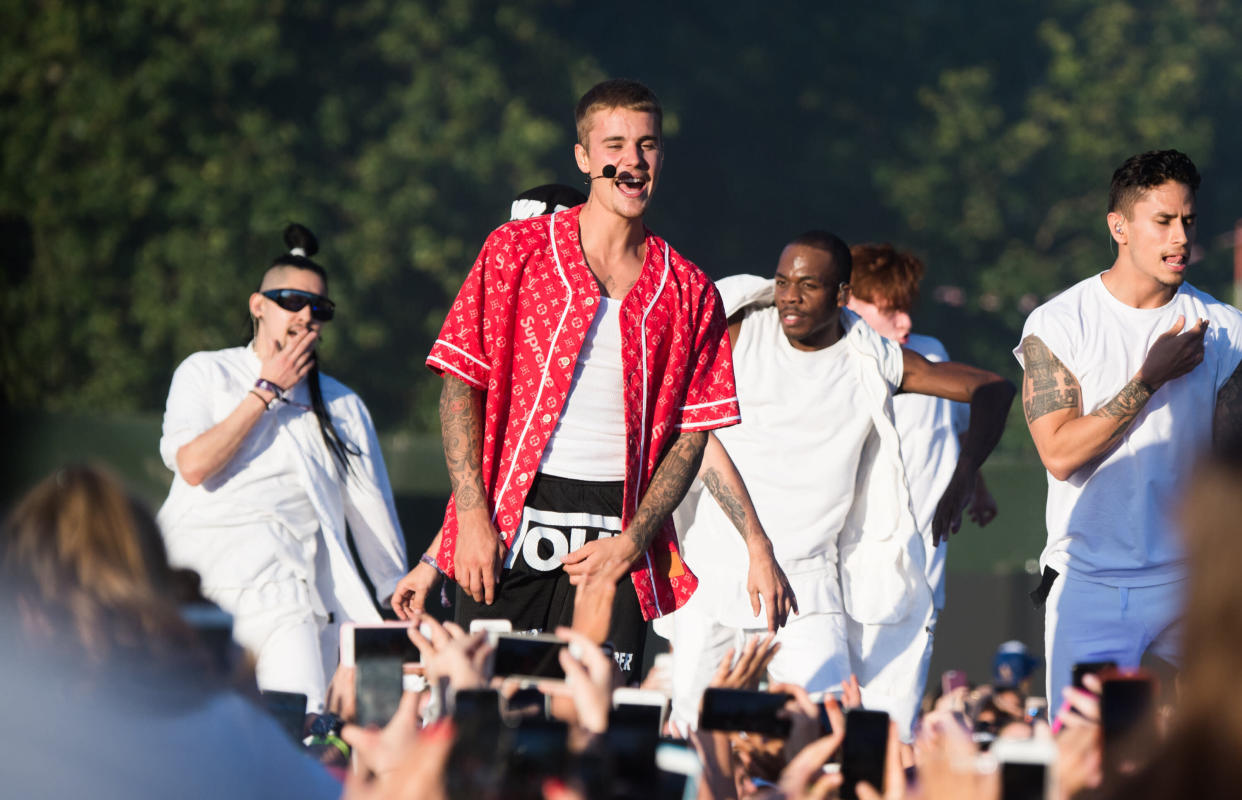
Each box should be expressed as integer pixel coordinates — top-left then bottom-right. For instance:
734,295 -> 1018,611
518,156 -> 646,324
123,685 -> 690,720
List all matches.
1015,150 -> 1242,709
158,224 -> 408,711
669,231 -> 1015,738
846,243 -> 999,614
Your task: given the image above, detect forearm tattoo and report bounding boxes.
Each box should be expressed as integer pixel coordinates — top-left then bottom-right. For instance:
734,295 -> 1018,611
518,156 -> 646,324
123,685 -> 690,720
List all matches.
1089,376 -> 1153,443
1021,335 -> 1081,423
701,467 -> 754,542
1214,360 -> 1242,454
628,431 -> 708,552
440,377 -> 487,512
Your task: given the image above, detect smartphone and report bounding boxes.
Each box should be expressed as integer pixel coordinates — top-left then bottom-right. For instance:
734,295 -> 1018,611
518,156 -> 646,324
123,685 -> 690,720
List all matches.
607,705 -> 662,796
992,737 -> 1056,800
451,687 -> 501,720
1100,669 -> 1157,776
355,655 -> 404,727
1071,660 -> 1117,691
613,687 -> 669,732
656,741 -> 702,800
941,669 -> 968,695
447,689 -> 505,797
469,618 -> 514,635
339,621 -> 420,667
698,688 -> 792,738
841,709 -> 889,800
491,632 -> 568,681
505,717 -> 570,781
258,689 -> 308,743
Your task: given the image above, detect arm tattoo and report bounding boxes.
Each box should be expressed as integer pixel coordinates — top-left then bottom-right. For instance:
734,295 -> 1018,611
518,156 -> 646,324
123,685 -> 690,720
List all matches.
440,377 -> 488,512
701,467 -> 754,542
627,431 -> 708,552
1214,359 -> 1242,455
1021,335 -> 1081,423
1089,376 -> 1153,443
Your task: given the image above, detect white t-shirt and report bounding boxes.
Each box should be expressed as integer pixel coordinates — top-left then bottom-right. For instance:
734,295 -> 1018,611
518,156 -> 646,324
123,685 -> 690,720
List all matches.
894,334 -> 966,610
1014,274 -> 1242,586
681,307 -> 904,624
539,296 -> 627,481
159,346 -> 321,591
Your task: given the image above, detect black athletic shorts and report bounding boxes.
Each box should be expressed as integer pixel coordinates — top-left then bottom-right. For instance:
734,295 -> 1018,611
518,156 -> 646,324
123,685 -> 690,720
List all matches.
454,473 -> 647,682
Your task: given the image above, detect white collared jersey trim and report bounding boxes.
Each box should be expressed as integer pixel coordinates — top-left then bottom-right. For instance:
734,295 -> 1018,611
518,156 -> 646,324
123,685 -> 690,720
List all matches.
636,240 -> 671,618
680,397 -> 738,412
427,356 -> 487,389
434,339 -> 490,371
492,212 -> 575,526
676,414 -> 742,431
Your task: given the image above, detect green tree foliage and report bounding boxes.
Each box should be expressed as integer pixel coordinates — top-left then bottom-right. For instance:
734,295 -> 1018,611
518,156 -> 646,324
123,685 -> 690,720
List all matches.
0,0 -> 600,429
874,0 -> 1242,370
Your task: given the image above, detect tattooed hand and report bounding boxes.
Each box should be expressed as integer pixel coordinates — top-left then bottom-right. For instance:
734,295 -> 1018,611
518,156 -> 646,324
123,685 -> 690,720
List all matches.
1138,315 -> 1207,389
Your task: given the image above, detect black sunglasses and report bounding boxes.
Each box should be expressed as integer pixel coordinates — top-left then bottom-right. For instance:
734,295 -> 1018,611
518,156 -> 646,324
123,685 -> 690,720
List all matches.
261,289 -> 335,321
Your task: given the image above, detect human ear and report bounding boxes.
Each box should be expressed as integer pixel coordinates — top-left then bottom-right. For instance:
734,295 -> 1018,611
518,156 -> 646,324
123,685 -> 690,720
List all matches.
1107,212 -> 1127,245
574,142 -> 590,175
837,283 -> 851,308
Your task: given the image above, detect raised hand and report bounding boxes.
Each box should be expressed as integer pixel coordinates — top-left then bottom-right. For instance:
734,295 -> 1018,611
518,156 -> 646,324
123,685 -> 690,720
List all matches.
258,327 -> 319,392
1139,315 -> 1207,389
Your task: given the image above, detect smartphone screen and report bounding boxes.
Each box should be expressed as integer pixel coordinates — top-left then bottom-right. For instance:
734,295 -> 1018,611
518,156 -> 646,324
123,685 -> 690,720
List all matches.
447,688 -> 505,797
841,709 -> 889,800
354,626 -> 421,663
452,688 -> 501,721
1071,660 -> 1117,690
1000,761 -> 1047,800
1100,673 -> 1156,776
613,702 -> 663,733
505,717 -> 569,781
607,706 -> 662,794
941,669 -> 968,695
492,634 -> 568,680
698,688 -> 792,738
355,655 -> 404,727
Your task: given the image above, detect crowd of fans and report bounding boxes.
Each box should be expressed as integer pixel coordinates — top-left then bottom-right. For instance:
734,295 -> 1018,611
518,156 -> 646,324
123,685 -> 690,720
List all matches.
4,456 -> 1239,799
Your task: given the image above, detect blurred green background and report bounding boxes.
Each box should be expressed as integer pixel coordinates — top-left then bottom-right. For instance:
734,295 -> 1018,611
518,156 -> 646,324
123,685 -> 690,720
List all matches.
6,0 -> 1240,685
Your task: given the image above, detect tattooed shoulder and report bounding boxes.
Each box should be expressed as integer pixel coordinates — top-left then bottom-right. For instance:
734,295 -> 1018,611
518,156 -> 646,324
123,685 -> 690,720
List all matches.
1021,335 -> 1081,423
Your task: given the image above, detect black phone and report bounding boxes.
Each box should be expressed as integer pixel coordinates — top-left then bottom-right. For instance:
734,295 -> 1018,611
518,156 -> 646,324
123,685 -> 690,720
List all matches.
698,688 -> 792,738
506,717 -> 569,779
259,689 -> 308,743
492,633 -> 568,680
1100,670 -> 1156,776
1001,761 -> 1048,800
841,709 -> 889,800
447,688 -> 505,798
606,706 -> 663,796
354,625 -> 421,663
355,655 -> 404,727
1071,660 -> 1117,690
452,688 -> 501,721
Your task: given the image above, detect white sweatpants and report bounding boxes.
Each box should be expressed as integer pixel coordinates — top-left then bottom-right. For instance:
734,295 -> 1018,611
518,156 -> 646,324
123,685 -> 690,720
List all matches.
668,590 -> 851,733
1044,572 -> 1182,710
211,579 -> 327,712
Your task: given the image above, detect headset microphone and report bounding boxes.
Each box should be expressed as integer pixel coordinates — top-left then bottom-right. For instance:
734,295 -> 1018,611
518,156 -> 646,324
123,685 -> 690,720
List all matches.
592,164 -> 617,181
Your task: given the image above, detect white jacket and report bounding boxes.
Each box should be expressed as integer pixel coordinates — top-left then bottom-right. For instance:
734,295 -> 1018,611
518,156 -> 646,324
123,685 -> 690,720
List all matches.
157,347 -> 408,628
690,275 -> 934,736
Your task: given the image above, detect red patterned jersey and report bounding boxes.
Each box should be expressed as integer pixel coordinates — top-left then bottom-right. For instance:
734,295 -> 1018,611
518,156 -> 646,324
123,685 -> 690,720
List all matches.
427,205 -> 740,619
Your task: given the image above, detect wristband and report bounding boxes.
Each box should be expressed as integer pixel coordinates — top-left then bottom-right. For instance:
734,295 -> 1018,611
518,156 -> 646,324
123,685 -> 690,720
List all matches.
254,378 -> 285,396
419,554 -> 453,608
248,388 -> 275,410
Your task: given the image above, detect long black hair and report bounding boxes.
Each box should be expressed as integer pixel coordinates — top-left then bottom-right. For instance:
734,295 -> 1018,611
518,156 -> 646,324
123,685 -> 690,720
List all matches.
248,223 -> 359,473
